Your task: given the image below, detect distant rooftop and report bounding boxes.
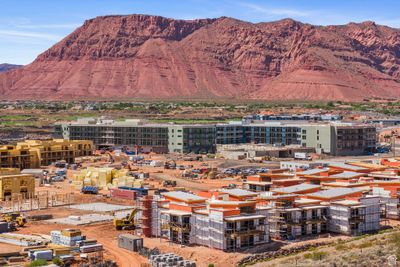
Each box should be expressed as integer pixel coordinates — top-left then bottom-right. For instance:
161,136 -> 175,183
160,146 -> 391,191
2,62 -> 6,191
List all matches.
162,191 -> 206,202
331,199 -> 361,206
297,168 -> 328,175
209,200 -> 255,205
273,184 -> 321,194
329,171 -> 365,179
307,187 -> 366,199
219,188 -> 258,197
329,162 -> 368,171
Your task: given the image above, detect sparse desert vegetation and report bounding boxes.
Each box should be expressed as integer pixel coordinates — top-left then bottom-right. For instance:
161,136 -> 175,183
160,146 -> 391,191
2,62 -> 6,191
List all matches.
250,228 -> 400,267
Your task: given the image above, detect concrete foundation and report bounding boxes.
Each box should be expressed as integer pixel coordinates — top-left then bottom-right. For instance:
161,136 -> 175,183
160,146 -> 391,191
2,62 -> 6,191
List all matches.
68,202 -> 134,212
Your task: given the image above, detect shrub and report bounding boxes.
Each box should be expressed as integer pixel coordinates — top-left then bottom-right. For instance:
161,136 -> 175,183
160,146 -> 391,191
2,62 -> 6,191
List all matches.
389,232 -> 400,245
335,243 -> 348,251
303,251 -> 328,261
52,257 -> 62,265
28,259 -> 48,267
358,240 -> 373,249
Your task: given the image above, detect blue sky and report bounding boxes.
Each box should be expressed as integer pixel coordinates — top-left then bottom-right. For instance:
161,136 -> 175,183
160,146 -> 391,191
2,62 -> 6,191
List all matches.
1,0 -> 400,65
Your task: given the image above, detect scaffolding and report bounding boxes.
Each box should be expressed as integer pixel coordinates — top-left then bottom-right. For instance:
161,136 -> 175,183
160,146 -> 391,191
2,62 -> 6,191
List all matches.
268,199 -> 295,240
268,200 -> 328,240
163,214 -> 191,245
139,195 -> 153,237
224,219 -> 268,251
328,198 -> 380,236
190,213 -> 225,250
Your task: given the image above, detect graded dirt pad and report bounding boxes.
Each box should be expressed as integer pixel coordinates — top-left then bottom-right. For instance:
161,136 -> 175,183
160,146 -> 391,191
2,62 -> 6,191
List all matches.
0,242 -> 22,253
17,222 -> 148,267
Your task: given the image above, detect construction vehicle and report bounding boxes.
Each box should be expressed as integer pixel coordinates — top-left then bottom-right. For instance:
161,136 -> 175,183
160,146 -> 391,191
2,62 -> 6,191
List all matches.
227,183 -> 237,189
207,170 -> 217,179
113,208 -> 138,230
163,180 -> 177,187
2,213 -> 27,227
164,160 -> 176,169
54,160 -> 68,168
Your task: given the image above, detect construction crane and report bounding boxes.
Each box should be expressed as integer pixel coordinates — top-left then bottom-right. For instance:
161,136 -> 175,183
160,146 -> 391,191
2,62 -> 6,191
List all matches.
2,213 -> 27,227
113,208 -> 138,230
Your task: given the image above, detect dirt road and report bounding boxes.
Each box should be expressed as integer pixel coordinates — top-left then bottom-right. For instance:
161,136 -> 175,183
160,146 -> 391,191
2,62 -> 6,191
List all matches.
152,172 -> 241,192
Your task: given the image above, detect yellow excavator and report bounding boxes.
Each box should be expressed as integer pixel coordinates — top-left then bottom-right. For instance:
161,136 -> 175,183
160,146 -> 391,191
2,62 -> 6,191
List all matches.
2,213 -> 27,227
113,208 -> 138,230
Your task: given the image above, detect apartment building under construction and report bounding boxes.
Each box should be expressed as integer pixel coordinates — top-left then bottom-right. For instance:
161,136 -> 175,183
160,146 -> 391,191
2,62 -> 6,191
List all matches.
0,139 -> 93,168
0,169 -> 35,200
264,194 -> 329,240
328,196 -> 381,235
149,191 -> 270,251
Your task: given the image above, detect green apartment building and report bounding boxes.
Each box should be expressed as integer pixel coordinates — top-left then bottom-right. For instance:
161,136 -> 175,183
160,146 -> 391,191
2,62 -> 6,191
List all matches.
300,124 -> 376,156
168,125 -> 216,154
55,118 -> 376,156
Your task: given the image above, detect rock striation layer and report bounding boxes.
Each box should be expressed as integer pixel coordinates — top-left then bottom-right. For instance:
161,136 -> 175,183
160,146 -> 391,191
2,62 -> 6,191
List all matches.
1,15 -> 400,101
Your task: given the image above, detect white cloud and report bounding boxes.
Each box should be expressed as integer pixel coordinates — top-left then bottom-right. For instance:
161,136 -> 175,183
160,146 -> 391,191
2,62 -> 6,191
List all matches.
16,23 -> 80,29
238,2 -> 310,18
0,30 -> 63,41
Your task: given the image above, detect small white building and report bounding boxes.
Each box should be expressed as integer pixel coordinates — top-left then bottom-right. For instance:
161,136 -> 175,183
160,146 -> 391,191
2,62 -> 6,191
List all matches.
280,161 -> 323,171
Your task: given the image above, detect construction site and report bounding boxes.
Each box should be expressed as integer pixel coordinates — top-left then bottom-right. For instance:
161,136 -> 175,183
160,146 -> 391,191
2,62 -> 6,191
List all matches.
2,135 -> 400,267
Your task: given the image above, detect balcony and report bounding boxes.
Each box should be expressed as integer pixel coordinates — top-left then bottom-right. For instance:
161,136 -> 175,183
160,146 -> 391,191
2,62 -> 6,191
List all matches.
349,214 -> 365,223
299,216 -> 326,223
225,225 -> 265,236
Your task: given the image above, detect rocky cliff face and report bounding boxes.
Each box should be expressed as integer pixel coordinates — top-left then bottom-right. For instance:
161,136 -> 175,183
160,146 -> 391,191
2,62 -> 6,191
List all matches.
1,14 -> 400,101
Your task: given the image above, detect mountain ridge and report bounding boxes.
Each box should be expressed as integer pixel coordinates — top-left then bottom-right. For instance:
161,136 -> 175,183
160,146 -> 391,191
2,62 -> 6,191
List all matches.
1,14 -> 399,101
0,63 -> 23,73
